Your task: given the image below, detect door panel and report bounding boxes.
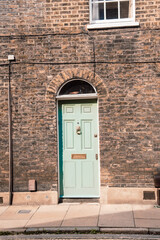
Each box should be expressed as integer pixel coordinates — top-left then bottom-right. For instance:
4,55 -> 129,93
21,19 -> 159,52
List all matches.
81,162 -> 94,188
81,105 -> 92,113
82,120 -> 92,149
59,100 -> 99,198
64,121 -> 75,149
64,162 -> 76,188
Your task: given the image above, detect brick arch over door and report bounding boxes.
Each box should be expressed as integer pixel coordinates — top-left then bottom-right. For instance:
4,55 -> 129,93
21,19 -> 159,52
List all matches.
45,67 -> 108,189
46,68 -> 107,100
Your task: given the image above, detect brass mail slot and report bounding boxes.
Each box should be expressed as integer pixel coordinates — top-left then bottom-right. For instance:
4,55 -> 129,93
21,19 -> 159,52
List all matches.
71,154 -> 86,159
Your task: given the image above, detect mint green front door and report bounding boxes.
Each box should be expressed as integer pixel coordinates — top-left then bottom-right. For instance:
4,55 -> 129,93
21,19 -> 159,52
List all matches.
59,100 -> 99,198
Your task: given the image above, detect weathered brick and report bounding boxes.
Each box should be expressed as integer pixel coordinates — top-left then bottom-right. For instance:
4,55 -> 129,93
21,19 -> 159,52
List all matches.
0,0 -> 159,196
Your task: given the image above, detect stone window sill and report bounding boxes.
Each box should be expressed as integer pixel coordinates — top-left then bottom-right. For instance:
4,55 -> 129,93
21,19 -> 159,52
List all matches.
87,21 -> 139,30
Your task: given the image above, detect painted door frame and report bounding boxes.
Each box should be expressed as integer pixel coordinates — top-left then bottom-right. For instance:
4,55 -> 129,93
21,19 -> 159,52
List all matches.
56,94 -> 100,199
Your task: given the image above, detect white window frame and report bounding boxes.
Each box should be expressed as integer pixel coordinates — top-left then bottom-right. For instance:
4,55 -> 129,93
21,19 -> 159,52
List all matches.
87,0 -> 139,29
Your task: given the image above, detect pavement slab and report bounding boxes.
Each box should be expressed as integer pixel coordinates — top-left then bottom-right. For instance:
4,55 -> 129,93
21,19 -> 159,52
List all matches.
26,205 -> 69,228
99,204 -> 134,228
133,205 -> 160,219
0,204 -> 160,232
62,203 -> 100,227
0,220 -> 28,230
0,206 -> 8,216
135,218 -> 160,228
0,205 -> 39,220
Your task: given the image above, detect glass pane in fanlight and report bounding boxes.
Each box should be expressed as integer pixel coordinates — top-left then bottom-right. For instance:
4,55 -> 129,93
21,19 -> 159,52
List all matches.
120,1 -> 129,18
92,2 -> 104,20
106,2 -> 118,19
59,80 -> 95,95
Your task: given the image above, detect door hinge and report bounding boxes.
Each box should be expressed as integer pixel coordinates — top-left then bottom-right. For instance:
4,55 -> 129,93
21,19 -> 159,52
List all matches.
95,154 -> 98,160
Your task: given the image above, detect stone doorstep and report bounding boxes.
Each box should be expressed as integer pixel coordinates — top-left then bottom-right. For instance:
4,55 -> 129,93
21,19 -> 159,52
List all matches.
59,198 -> 99,203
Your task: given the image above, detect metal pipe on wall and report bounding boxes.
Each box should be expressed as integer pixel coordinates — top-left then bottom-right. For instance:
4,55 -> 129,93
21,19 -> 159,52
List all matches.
8,60 -> 13,205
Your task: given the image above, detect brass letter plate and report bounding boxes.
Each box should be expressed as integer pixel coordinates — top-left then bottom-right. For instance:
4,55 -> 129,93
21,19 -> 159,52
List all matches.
71,154 -> 86,159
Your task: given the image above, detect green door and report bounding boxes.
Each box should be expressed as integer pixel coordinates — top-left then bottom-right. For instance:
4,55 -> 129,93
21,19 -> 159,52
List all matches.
59,100 -> 99,198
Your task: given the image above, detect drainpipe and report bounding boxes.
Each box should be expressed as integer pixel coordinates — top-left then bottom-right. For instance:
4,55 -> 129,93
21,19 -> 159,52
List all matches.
8,55 -> 14,205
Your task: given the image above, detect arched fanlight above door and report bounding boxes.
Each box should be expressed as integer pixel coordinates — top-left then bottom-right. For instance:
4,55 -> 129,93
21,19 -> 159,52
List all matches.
56,79 -> 97,100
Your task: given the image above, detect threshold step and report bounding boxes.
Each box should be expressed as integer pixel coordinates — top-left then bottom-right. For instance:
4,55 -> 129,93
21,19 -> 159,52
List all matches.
59,198 -> 99,203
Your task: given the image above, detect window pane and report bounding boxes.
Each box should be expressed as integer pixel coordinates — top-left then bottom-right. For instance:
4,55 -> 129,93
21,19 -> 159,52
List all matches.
120,1 -> 129,18
92,2 -> 104,20
59,80 -> 95,95
106,2 -> 118,19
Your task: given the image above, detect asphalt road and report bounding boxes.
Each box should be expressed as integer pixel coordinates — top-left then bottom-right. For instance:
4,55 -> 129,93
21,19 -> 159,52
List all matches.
0,234 -> 160,240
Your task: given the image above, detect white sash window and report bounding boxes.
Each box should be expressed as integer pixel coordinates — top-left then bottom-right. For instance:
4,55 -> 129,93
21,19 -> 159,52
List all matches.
88,0 -> 139,29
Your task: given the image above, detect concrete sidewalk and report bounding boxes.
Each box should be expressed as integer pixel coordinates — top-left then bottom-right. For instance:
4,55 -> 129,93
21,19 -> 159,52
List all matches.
0,204 -> 160,234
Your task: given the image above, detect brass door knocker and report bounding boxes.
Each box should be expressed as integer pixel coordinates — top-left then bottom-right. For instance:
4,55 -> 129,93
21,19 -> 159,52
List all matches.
76,126 -> 81,135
